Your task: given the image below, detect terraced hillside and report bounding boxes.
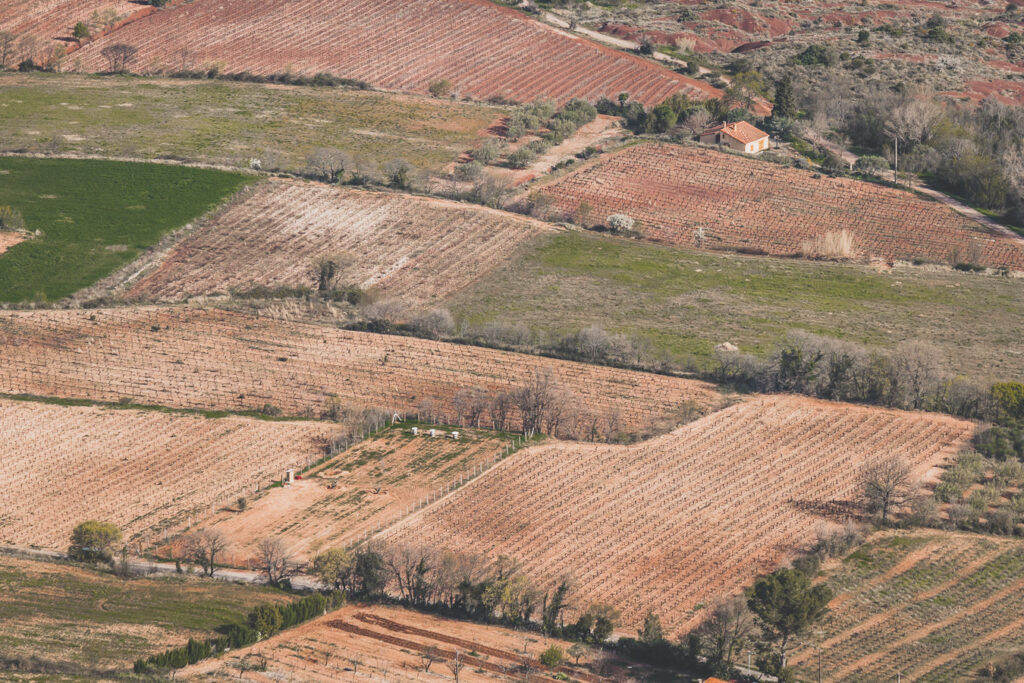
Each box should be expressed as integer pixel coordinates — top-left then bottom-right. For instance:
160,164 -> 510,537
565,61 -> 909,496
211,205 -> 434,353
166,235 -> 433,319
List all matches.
384,395 -> 975,633
0,398 -> 336,550
70,0 -> 721,106
0,0 -> 138,54
790,531 -> 1024,682
0,306 -> 720,439
125,181 -> 554,303
539,143 -> 1024,270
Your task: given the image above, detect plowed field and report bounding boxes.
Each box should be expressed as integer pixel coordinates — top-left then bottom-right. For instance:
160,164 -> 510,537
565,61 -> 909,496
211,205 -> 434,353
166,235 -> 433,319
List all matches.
790,531 -> 1024,682
0,0 -> 137,49
385,395 -> 974,633
0,306 -> 720,438
183,604 -> 607,682
539,143 -> 1024,270
71,0 -> 720,106
126,180 -> 553,303
0,398 -> 335,550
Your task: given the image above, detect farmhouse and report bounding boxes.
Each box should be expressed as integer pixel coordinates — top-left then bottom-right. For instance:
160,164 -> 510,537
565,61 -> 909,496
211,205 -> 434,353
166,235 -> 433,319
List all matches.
700,121 -> 769,153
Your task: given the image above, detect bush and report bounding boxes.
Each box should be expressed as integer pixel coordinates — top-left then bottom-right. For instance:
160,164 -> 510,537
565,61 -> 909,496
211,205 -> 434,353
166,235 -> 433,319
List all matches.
540,645 -> 565,667
606,214 -> 635,233
428,79 -> 452,98
383,159 -> 413,189
72,22 -> 90,40
69,520 -> 121,563
471,138 -> 507,164
507,147 -> 537,169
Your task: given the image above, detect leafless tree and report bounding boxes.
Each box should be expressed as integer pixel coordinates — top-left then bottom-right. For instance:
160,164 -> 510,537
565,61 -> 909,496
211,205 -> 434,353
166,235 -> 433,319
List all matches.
420,645 -> 442,673
885,96 -> 942,148
385,544 -> 434,605
100,43 -> 138,73
447,650 -> 466,682
697,598 -> 752,674
515,369 -> 561,436
454,387 -> 488,427
490,391 -> 514,431
682,108 -> 714,137
305,148 -> 352,183
411,308 -> 455,339
255,537 -> 297,586
16,35 -> 38,64
175,47 -> 196,72
0,32 -> 15,69
858,456 -> 912,524
184,528 -> 229,577
892,341 -> 944,409
311,251 -> 354,294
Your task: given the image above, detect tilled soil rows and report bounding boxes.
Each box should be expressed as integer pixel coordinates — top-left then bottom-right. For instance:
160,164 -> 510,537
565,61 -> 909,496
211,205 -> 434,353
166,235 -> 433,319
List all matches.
539,143 -> 1024,270
385,395 -> 975,633
127,180 -> 553,304
69,0 -> 721,106
0,306 -> 720,439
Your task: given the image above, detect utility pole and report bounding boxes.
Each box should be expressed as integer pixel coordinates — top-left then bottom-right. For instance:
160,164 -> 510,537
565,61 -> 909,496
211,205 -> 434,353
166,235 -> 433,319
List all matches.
817,645 -> 822,683
894,135 -> 899,182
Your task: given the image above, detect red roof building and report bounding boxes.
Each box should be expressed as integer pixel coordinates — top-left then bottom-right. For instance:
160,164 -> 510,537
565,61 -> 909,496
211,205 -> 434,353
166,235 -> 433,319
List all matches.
700,121 -> 770,153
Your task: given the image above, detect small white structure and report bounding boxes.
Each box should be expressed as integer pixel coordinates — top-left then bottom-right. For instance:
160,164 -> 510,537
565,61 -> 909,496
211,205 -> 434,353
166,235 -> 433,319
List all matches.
429,428 -> 438,437
451,431 -> 460,440
700,121 -> 770,154
285,469 -> 295,485
411,426 -> 419,436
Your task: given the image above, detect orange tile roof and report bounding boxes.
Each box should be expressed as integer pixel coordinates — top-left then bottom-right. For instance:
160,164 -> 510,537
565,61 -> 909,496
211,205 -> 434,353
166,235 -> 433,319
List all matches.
703,120 -> 768,144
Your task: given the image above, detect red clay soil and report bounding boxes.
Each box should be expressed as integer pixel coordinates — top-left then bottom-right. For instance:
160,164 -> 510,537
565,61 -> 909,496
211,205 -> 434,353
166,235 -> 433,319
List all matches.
71,0 -> 722,107
0,306 -> 721,439
385,395 -> 974,633
538,142 -> 1024,270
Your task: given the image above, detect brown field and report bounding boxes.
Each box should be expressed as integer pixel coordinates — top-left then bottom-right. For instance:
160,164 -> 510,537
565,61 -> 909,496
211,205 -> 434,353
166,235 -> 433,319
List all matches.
538,143 -> 1024,270
384,395 -> 975,634
0,398 -> 336,550
183,604 -> 610,682
0,306 -> 721,438
124,180 -> 554,304
0,231 -> 24,255
789,530 -> 1024,682
0,0 -> 138,51
70,0 -> 721,106
202,425 -> 518,565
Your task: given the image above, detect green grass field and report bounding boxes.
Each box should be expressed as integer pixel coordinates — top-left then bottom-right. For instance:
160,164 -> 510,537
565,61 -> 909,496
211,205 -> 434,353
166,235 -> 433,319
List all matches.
0,555 -> 293,678
0,157 -> 249,302
447,230 -> 1024,384
0,73 -> 500,172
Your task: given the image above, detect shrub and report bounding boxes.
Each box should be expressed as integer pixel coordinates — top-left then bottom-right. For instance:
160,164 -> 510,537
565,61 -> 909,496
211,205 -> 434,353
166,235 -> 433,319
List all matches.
540,645 -> 565,668
471,138 -> 507,164
0,205 -> 26,232
453,161 -> 483,182
427,79 -> 452,98
507,147 -> 537,169
383,159 -> 413,189
410,308 -> 455,339
606,214 -> 635,233
72,22 -> 90,40
69,520 -> 121,563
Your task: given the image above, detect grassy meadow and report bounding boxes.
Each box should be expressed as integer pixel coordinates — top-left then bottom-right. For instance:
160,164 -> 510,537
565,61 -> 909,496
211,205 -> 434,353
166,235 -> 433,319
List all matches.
0,157 -> 249,302
0,73 -> 500,172
447,230 -> 1024,385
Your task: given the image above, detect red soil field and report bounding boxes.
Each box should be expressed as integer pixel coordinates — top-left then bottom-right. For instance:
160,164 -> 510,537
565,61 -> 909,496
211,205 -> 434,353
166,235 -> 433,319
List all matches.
384,395 -> 975,633
70,0 -> 721,106
184,604 -> 609,681
0,398 -> 336,550
0,306 -> 720,439
125,180 -> 554,304
0,0 -> 141,54
538,143 -> 1024,270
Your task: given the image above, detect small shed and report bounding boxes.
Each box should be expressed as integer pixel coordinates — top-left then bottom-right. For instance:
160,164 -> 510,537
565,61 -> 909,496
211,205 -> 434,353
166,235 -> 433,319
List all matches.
700,121 -> 769,154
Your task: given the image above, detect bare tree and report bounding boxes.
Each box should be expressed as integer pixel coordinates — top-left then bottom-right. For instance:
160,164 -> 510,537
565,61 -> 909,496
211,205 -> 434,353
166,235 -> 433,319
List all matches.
385,544 -> 434,605
311,251 -> 354,294
99,43 -> 138,73
16,35 -> 38,65
858,456 -> 912,524
490,391 -> 514,431
515,369 -> 561,436
682,108 -> 714,137
885,96 -> 942,148
184,529 -> 229,577
697,598 -> 751,675
0,32 -> 17,69
420,645 -> 442,673
255,537 -> 296,586
892,341 -> 944,409
305,148 -> 352,183
447,650 -> 466,682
